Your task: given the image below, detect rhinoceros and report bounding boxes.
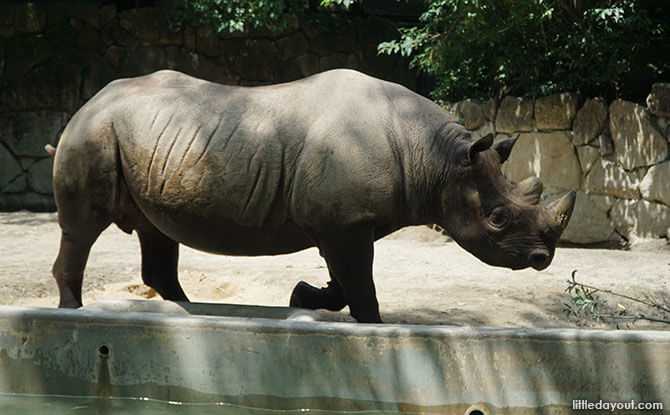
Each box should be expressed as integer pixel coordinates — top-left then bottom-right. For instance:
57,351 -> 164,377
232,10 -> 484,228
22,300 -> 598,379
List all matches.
48,69 -> 575,323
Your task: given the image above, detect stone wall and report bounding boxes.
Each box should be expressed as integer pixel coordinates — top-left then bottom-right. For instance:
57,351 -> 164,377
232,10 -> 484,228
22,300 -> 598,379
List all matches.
2,3 -> 669,246
0,2 -> 417,211
448,83 -> 670,245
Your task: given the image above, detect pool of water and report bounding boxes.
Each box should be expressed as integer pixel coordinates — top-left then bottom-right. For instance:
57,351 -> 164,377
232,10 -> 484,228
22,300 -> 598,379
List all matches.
0,394 -> 407,415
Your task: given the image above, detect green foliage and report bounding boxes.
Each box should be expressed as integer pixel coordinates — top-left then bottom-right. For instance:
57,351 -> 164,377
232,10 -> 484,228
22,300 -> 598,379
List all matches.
170,0 -> 668,100
171,0 -> 297,33
564,271 -> 621,324
171,0 -> 355,35
320,0 -> 358,8
564,270 -> 670,328
378,0 -> 669,101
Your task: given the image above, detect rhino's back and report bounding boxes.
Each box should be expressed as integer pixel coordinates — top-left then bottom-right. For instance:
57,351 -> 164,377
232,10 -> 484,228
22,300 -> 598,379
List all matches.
69,69 -> 448,251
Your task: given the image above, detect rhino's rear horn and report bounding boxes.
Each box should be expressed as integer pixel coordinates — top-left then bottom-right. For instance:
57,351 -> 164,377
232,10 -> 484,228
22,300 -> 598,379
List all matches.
512,176 -> 543,205
546,189 -> 577,233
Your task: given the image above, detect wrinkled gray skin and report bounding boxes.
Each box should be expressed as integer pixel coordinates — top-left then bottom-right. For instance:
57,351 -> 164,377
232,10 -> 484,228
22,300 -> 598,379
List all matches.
49,69 -> 575,323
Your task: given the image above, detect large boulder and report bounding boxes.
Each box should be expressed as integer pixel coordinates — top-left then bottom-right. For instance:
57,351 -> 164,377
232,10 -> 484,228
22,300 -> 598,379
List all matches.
3,62 -> 82,111
100,5 -> 117,27
166,49 -> 237,85
610,199 -> 670,240
0,193 -> 55,212
646,83 -> 670,117
583,159 -> 640,199
0,111 -> 69,157
310,26 -> 357,55
118,8 -> 182,46
81,56 -> 117,100
609,99 -> 667,170
534,92 -> 578,130
482,98 -> 497,121
276,31 -> 309,60
502,131 -> 581,191
4,36 -> 52,80
560,191 -> 620,245
0,143 -> 23,190
15,2 -> 46,33
576,145 -> 600,176
0,3 -> 13,29
572,98 -> 608,145
275,53 -> 321,81
598,134 -> 614,156
44,2 -> 100,28
495,96 -> 534,134
217,38 -> 278,80
453,99 -> 486,130
470,121 -> 496,140
27,158 -> 54,194
107,46 -> 168,77
640,161 -> 670,207
194,26 -> 223,57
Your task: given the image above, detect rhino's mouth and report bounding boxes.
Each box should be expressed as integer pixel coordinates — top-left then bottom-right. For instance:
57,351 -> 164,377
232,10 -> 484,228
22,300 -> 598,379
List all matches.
484,245 -> 554,271
528,248 -> 552,270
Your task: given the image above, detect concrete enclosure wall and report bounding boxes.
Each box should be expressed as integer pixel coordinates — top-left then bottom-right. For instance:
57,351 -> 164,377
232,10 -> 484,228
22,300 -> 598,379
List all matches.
447,85 -> 670,245
1,303 -> 669,413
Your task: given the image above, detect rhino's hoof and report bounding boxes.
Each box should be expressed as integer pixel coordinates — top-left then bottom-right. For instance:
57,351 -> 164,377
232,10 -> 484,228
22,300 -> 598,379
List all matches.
289,281 -> 311,308
289,281 -> 320,310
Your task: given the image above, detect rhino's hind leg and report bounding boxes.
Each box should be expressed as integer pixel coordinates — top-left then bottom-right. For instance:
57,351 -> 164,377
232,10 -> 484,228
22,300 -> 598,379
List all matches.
316,226 -> 382,323
53,204 -> 112,308
289,279 -> 347,311
135,222 -> 189,302
53,230 -> 105,308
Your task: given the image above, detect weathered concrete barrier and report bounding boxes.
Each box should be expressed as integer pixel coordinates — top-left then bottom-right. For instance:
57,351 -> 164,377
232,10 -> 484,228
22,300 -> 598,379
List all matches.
0,301 -> 668,414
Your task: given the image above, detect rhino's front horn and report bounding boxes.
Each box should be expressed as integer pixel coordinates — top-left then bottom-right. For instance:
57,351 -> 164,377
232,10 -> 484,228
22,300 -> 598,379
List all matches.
512,176 -> 544,205
546,189 -> 577,233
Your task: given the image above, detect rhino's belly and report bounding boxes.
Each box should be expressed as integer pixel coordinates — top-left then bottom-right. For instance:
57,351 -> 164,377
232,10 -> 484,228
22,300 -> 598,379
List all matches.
141,202 -> 315,255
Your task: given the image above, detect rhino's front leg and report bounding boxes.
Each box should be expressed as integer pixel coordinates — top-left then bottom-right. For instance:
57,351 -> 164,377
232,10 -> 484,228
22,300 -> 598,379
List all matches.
316,226 -> 382,323
136,222 -> 189,302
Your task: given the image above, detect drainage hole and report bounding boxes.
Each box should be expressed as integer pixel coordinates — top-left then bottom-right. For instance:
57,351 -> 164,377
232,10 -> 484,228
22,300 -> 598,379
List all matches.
464,405 -> 489,415
98,343 -> 111,357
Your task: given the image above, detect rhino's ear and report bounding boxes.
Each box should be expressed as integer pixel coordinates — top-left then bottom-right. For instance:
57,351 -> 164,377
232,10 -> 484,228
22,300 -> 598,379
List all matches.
467,133 -> 494,163
493,137 -> 517,163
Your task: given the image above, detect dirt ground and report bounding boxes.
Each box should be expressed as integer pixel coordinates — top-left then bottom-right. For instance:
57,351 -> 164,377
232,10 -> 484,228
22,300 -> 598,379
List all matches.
1,211 -> 669,329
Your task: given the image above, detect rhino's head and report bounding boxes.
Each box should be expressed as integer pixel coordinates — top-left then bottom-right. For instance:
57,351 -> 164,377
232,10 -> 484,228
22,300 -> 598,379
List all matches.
438,133 -> 576,271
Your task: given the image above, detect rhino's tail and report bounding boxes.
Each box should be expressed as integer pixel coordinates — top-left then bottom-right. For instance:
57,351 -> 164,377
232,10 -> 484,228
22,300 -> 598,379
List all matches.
45,144 -> 57,157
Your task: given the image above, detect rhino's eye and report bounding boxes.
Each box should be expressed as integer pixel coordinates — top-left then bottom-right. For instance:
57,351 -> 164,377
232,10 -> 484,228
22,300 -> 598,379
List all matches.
488,206 -> 510,229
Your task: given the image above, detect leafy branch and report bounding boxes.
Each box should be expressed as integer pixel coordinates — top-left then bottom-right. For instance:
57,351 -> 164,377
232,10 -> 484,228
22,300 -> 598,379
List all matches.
171,0 -> 358,35
564,270 -> 670,327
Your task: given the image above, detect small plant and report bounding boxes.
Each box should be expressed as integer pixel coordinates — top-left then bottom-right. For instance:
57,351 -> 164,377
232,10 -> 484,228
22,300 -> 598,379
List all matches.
564,270 -> 670,328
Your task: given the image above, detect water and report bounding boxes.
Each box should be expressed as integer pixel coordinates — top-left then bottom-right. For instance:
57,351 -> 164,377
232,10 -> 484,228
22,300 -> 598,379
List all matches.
0,394 -> 405,415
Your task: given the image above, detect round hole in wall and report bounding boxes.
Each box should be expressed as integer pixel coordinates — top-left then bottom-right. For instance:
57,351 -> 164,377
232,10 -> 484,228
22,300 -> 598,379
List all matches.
464,404 -> 490,415
97,343 -> 111,357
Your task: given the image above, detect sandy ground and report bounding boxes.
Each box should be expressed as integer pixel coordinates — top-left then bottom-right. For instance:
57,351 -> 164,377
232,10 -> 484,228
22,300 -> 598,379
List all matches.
1,211 -> 669,329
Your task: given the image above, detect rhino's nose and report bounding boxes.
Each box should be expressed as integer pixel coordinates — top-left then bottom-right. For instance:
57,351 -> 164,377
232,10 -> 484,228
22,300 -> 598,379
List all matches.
528,249 -> 551,270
